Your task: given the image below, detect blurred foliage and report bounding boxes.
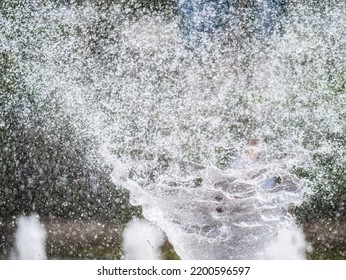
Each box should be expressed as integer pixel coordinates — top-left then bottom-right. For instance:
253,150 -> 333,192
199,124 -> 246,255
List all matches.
47,0 -> 177,15
295,148 -> 346,223
160,240 -> 181,260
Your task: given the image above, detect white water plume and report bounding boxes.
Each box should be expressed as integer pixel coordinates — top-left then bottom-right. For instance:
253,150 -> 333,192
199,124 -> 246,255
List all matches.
13,214 -> 47,260
261,224 -> 308,260
123,218 -> 165,260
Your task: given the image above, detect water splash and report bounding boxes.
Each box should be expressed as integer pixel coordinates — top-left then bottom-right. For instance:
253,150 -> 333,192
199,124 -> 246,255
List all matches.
123,218 -> 164,260
261,224 -> 308,260
12,214 -> 47,260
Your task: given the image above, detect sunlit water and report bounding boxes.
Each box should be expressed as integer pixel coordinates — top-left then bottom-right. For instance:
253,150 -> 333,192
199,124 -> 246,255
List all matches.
1,1 -> 345,259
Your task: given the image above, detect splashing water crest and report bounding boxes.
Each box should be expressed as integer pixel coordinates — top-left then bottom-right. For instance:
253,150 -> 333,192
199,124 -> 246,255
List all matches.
1,1 -> 345,259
